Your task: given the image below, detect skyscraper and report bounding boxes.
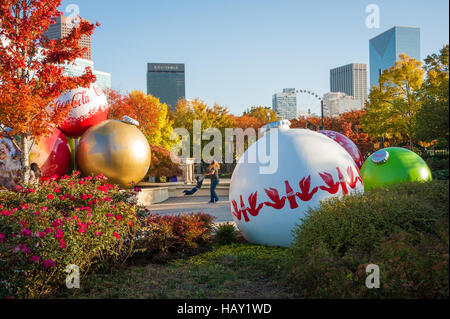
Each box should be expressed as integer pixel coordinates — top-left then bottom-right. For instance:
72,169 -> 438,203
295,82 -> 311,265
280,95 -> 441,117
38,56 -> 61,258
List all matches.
369,26 -> 421,88
330,63 -> 368,105
272,88 -> 298,120
43,15 -> 111,90
147,63 -> 186,109
45,15 -> 92,60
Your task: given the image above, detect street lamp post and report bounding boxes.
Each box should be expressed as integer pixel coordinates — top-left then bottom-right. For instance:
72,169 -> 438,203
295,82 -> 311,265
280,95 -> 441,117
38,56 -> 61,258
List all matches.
320,99 -> 324,130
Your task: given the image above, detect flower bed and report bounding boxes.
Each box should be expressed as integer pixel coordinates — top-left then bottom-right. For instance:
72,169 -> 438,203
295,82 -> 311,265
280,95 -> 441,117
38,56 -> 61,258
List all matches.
0,172 -> 140,298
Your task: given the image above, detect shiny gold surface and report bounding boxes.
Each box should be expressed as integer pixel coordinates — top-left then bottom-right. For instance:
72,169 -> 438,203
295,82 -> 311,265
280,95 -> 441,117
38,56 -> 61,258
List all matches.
77,120 -> 151,188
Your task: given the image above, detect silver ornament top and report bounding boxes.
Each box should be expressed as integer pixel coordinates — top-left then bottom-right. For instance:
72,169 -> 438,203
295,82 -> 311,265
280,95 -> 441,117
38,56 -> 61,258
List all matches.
122,116 -> 140,127
372,149 -> 389,164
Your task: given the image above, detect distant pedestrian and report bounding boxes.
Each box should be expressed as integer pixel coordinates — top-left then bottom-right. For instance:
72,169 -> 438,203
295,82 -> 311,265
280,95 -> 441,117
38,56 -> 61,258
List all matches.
184,176 -> 205,196
204,160 -> 220,204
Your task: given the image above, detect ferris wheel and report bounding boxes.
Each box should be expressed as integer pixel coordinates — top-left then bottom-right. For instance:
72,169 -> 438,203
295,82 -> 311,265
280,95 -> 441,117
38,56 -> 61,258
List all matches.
296,89 -> 323,118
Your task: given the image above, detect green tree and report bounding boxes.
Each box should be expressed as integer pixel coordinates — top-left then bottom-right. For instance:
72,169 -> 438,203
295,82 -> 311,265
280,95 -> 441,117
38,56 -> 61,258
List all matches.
362,54 -> 425,148
415,45 -> 449,146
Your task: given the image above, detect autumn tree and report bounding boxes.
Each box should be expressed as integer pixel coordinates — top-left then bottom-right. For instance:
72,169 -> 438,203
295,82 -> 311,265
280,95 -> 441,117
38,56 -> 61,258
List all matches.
243,106 -> 279,124
173,98 -> 235,163
339,110 -> 375,156
233,114 -> 264,130
290,110 -> 376,157
416,45 -> 449,146
362,54 -> 425,148
107,90 -> 176,151
0,0 -> 98,183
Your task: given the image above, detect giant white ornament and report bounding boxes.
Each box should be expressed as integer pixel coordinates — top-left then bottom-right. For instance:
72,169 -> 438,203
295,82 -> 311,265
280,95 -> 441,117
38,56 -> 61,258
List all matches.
55,84 -> 109,138
229,122 -> 364,247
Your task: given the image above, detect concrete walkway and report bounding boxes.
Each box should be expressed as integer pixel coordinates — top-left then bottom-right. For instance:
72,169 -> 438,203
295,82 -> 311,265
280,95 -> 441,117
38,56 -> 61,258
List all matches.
146,196 -> 234,223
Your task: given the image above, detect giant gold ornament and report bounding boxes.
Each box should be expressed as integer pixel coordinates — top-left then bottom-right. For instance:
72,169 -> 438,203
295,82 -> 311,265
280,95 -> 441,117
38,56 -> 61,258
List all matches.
76,119 -> 151,188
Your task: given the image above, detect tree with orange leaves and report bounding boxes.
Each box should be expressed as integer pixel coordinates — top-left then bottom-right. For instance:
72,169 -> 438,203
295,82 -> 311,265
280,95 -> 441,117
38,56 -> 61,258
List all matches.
0,0 -> 98,183
233,114 -> 264,130
291,110 -> 376,157
107,90 -> 176,151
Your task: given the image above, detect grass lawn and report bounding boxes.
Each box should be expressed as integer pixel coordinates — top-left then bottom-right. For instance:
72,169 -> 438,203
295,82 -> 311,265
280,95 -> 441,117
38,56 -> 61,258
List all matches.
58,244 -> 300,299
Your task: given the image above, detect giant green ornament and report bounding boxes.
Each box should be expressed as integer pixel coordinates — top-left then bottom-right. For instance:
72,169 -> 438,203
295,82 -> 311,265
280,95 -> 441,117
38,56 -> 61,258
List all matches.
361,147 -> 432,191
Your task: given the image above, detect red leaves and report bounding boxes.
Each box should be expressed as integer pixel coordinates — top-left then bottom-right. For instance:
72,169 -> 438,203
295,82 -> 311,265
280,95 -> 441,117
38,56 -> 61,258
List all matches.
0,1 -> 98,139
296,176 -> 319,201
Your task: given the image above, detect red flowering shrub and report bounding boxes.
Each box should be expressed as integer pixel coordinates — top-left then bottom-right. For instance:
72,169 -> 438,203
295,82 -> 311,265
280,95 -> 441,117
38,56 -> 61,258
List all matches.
148,145 -> 183,178
137,213 -> 216,252
0,172 -> 140,298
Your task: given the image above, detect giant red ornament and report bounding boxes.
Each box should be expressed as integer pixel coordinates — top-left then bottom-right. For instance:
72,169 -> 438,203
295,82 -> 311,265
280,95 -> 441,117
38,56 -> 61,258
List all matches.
29,128 -> 71,178
0,128 -> 71,188
55,84 -> 109,138
318,130 -> 364,169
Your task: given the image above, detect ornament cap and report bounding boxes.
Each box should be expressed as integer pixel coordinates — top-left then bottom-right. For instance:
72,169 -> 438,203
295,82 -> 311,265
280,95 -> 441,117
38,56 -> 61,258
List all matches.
122,116 -> 140,127
260,120 -> 291,137
372,149 -> 389,164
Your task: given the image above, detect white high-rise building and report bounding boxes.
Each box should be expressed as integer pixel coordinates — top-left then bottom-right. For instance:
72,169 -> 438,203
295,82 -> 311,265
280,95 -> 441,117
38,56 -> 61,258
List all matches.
272,88 -> 298,120
323,92 -> 362,117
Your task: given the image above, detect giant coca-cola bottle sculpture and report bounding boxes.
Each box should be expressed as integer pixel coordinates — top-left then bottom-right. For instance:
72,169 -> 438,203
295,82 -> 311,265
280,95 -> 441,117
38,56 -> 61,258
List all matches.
55,84 -> 110,138
229,121 -> 365,247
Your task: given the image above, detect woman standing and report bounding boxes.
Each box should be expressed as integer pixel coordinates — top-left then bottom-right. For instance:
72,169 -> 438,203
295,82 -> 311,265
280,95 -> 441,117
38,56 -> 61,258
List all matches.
205,160 -> 220,204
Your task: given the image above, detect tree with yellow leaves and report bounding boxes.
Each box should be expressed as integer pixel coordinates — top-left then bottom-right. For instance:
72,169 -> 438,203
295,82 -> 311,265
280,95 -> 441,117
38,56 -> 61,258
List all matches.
362,54 -> 425,149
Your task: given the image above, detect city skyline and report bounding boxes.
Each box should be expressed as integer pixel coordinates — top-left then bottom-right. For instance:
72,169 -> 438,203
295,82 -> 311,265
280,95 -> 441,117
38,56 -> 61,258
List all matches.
57,0 -> 449,115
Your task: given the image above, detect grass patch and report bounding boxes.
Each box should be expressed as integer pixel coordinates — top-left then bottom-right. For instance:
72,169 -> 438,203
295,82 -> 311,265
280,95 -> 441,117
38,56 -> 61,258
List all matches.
57,244 -> 298,299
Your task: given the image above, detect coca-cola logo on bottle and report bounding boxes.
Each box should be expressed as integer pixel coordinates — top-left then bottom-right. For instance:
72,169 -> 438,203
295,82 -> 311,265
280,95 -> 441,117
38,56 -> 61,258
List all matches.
93,85 -> 104,97
71,91 -> 90,109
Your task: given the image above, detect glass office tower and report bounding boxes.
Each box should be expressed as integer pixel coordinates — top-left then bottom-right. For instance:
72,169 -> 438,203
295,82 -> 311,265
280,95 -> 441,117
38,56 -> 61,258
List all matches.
147,63 -> 186,110
369,26 -> 420,88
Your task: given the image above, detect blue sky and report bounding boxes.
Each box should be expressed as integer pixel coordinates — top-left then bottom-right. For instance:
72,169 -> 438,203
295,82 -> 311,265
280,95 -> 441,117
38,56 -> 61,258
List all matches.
59,0 -> 449,115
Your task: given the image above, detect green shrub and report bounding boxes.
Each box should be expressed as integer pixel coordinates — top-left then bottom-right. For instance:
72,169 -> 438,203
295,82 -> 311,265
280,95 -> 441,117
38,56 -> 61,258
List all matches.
433,169 -> 449,180
136,213 -> 215,253
288,180 -> 449,298
0,172 -> 140,299
214,224 -> 238,245
426,157 -> 449,171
